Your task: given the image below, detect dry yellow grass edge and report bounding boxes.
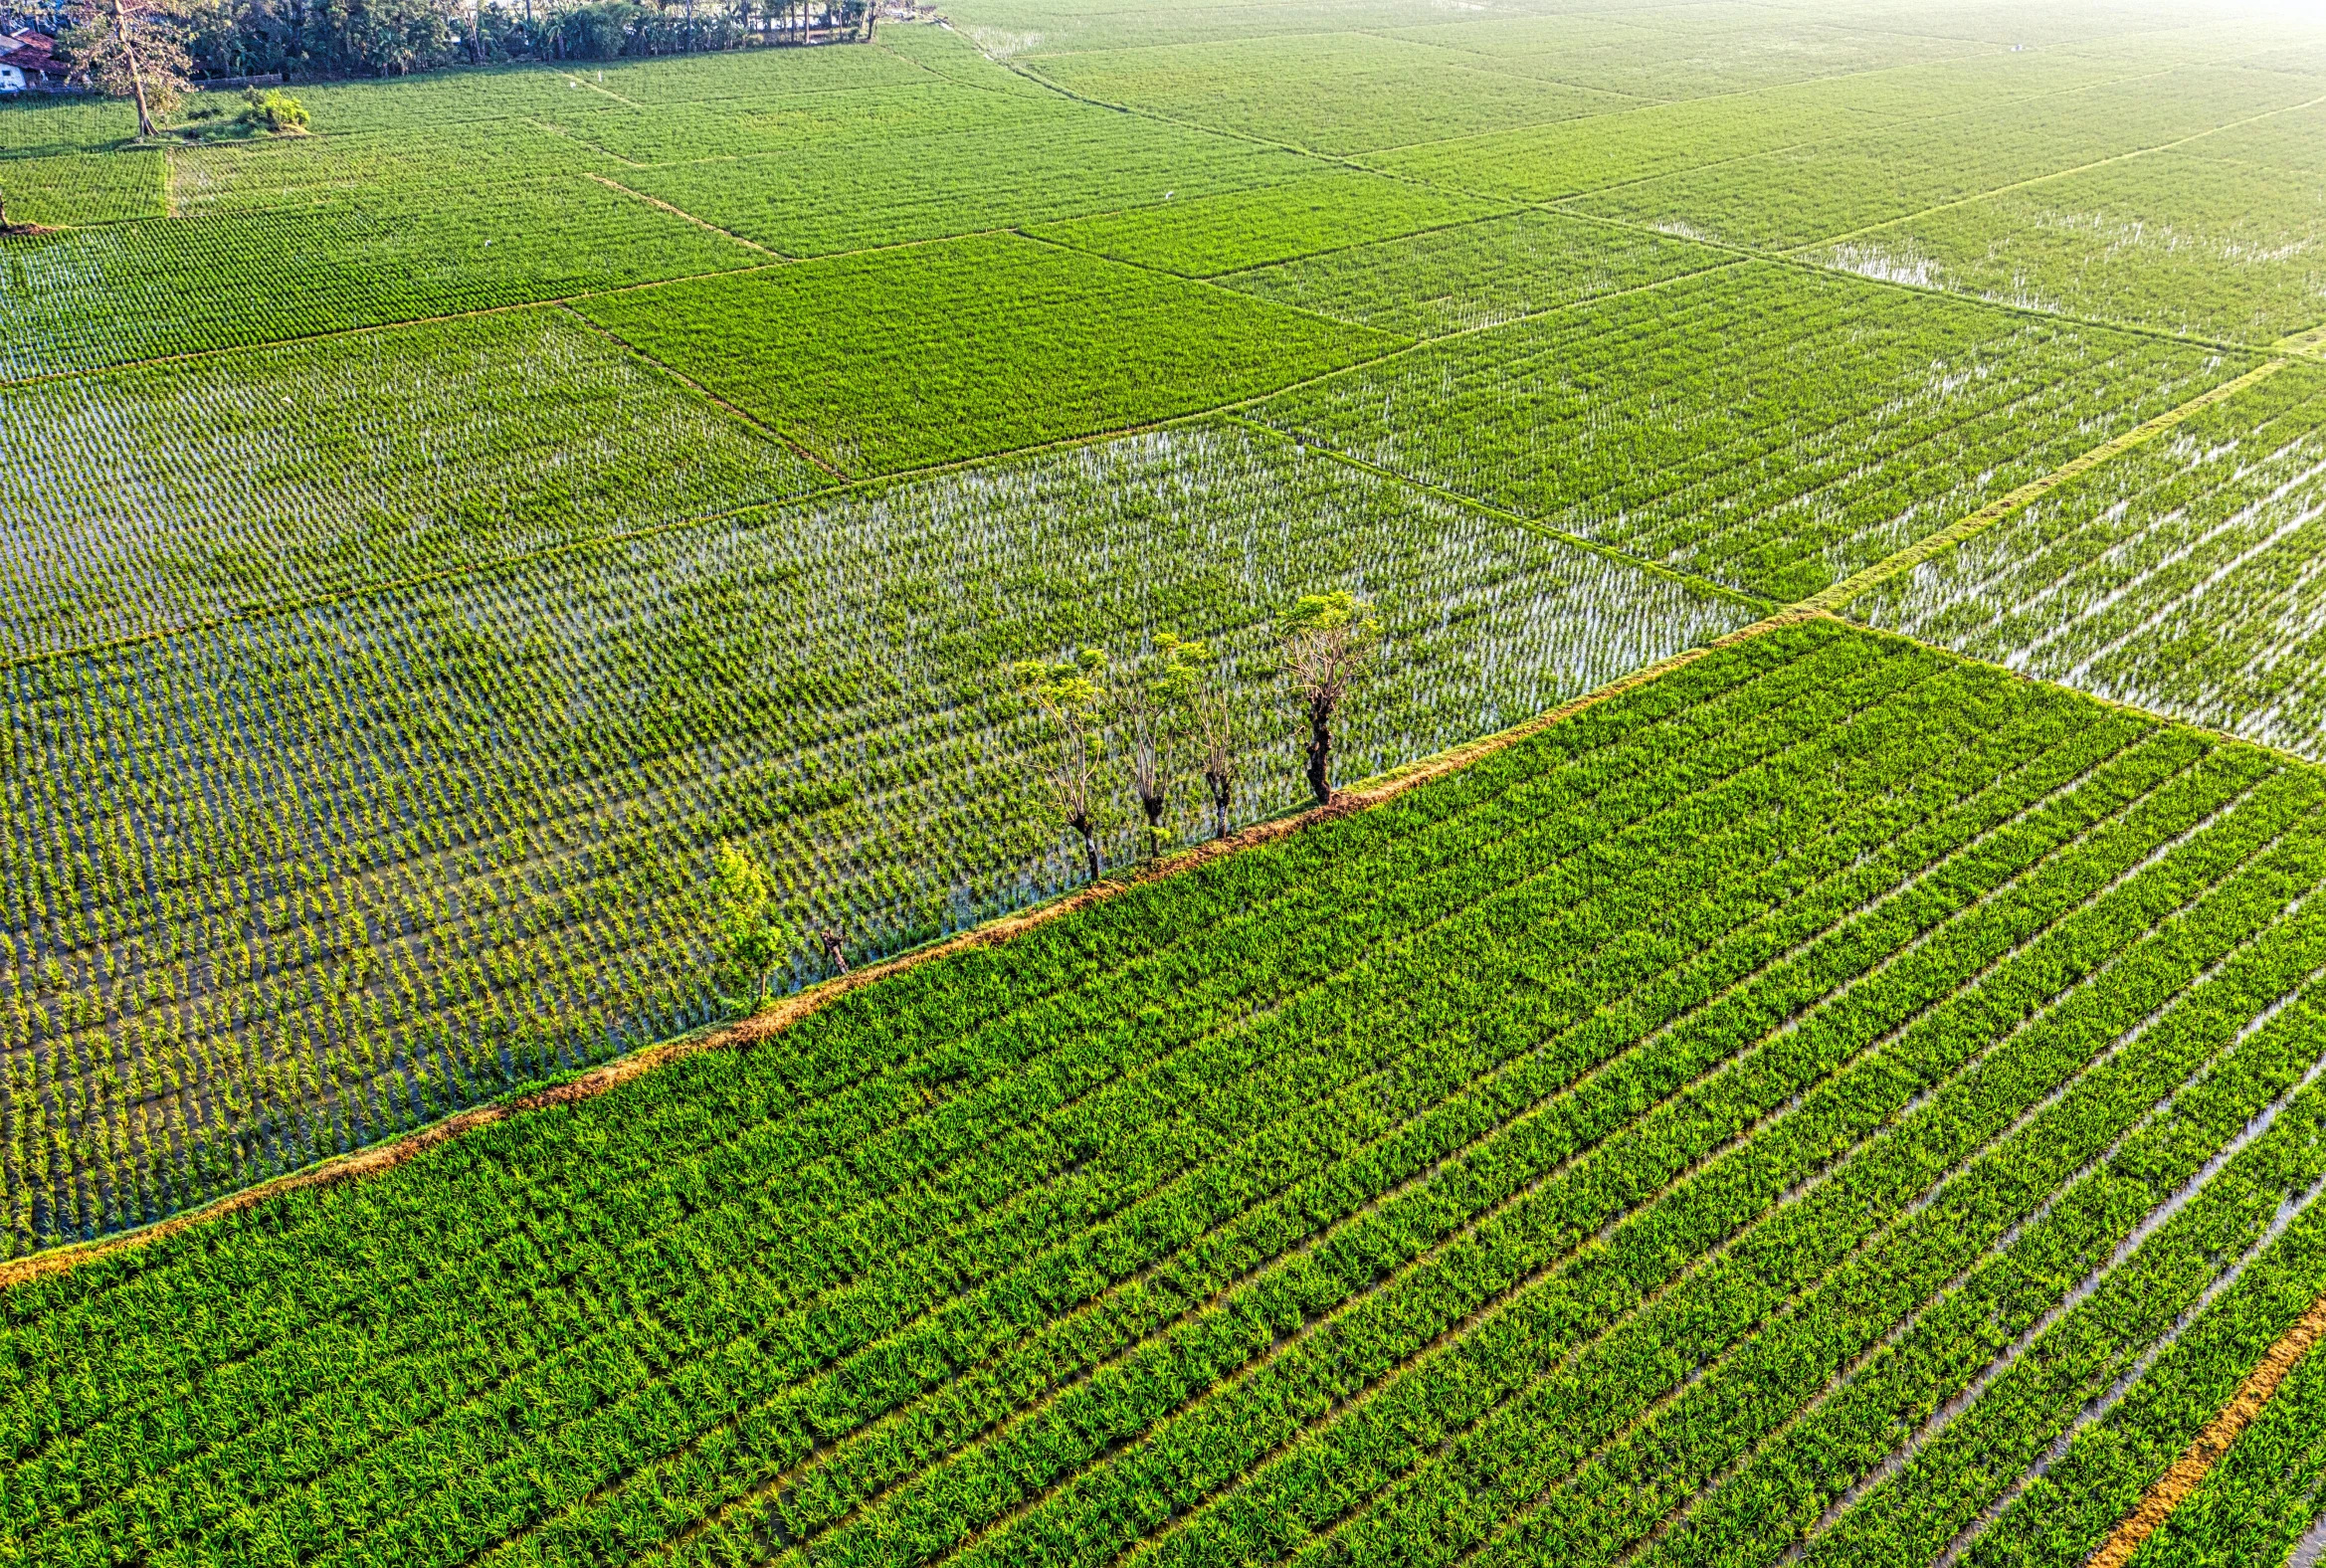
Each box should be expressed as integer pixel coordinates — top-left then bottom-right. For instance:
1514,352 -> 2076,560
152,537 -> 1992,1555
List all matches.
1808,358 -> 2288,614
0,608 -> 1817,1296
2085,1294 -> 2326,1568
2273,322 -> 2326,359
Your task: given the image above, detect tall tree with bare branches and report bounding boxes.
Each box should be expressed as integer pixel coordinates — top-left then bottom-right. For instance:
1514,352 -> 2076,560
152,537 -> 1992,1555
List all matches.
1191,656 -> 1242,841
65,0 -> 190,138
1015,649 -> 1109,884
1279,591 -> 1381,808
1113,633 -> 1205,862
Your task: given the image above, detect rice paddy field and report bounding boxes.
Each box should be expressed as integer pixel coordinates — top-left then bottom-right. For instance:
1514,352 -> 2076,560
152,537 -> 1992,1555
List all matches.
7,0 -> 2326,1561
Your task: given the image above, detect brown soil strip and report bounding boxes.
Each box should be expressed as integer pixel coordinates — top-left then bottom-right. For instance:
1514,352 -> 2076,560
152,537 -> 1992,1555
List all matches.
2086,1290 -> 2326,1568
1811,359 -> 2288,614
0,609 -> 1811,1295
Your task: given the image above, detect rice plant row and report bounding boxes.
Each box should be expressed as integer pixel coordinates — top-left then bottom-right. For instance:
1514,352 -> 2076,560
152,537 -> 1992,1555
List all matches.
12,620 -> 2326,1568
1355,45 -> 2159,205
1565,62 -> 2325,258
0,420 -> 1752,1257
0,151 -> 167,230
1216,208 -> 1724,339
1820,99 -> 2326,344
0,180 -> 760,381
1017,30 -> 1625,156
614,102 -> 1304,257
1253,259 -> 2242,602
1853,360 -> 2326,765
1026,167 -> 1505,282
572,234 -> 1404,475
0,307 -> 827,661
2129,1316 -> 2326,1566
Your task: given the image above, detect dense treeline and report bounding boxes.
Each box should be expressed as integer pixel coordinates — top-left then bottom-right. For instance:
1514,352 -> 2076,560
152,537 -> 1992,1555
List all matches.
23,0 -> 870,82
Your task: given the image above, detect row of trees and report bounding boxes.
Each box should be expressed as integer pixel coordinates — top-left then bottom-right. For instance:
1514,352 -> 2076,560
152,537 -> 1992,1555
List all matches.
40,0 -> 865,106
712,594 -> 1383,1014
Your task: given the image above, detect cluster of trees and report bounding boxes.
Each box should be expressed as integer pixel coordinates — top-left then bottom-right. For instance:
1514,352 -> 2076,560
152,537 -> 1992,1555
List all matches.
1014,593 -> 1380,888
38,0 -> 867,98
711,593 -> 1383,1020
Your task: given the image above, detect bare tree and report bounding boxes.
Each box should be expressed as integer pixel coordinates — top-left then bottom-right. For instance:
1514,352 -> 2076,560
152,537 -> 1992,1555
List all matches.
1279,591 -> 1381,808
1015,650 -> 1108,884
65,0 -> 190,138
1113,633 -> 1204,862
1192,665 -> 1242,841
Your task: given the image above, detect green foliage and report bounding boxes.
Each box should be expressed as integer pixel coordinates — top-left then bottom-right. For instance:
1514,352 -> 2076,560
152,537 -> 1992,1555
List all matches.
1279,586 -> 1379,639
237,88 -> 308,131
1013,645 -> 1107,715
1016,646 -> 1110,878
711,843 -> 792,1012
1111,632 -> 1207,857
1279,588 -> 1381,804
168,88 -> 308,140
1131,631 -> 1205,705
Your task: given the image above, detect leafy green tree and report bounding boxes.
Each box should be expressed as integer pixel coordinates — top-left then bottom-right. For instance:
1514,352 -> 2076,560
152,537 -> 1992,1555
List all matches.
63,0 -> 191,138
1114,633 -> 1205,861
1015,649 -> 1108,883
1278,590 -> 1381,807
711,843 -> 792,1015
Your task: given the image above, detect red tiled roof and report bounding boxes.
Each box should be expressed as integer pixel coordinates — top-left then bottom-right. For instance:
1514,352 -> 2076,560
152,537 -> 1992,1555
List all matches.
0,34 -> 56,72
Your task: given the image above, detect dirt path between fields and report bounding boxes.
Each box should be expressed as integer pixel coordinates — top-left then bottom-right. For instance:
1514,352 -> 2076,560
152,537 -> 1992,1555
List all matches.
2086,1294 -> 2326,1567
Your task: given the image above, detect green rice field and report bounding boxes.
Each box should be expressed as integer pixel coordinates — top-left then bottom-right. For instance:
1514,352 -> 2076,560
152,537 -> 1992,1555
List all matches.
7,0 -> 2326,1560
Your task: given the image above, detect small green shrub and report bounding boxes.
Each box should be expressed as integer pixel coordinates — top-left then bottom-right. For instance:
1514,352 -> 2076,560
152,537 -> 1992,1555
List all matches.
239,88 -> 308,130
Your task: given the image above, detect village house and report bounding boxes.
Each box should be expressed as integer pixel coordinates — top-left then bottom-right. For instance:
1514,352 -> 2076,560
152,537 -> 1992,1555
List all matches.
0,29 -> 60,92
